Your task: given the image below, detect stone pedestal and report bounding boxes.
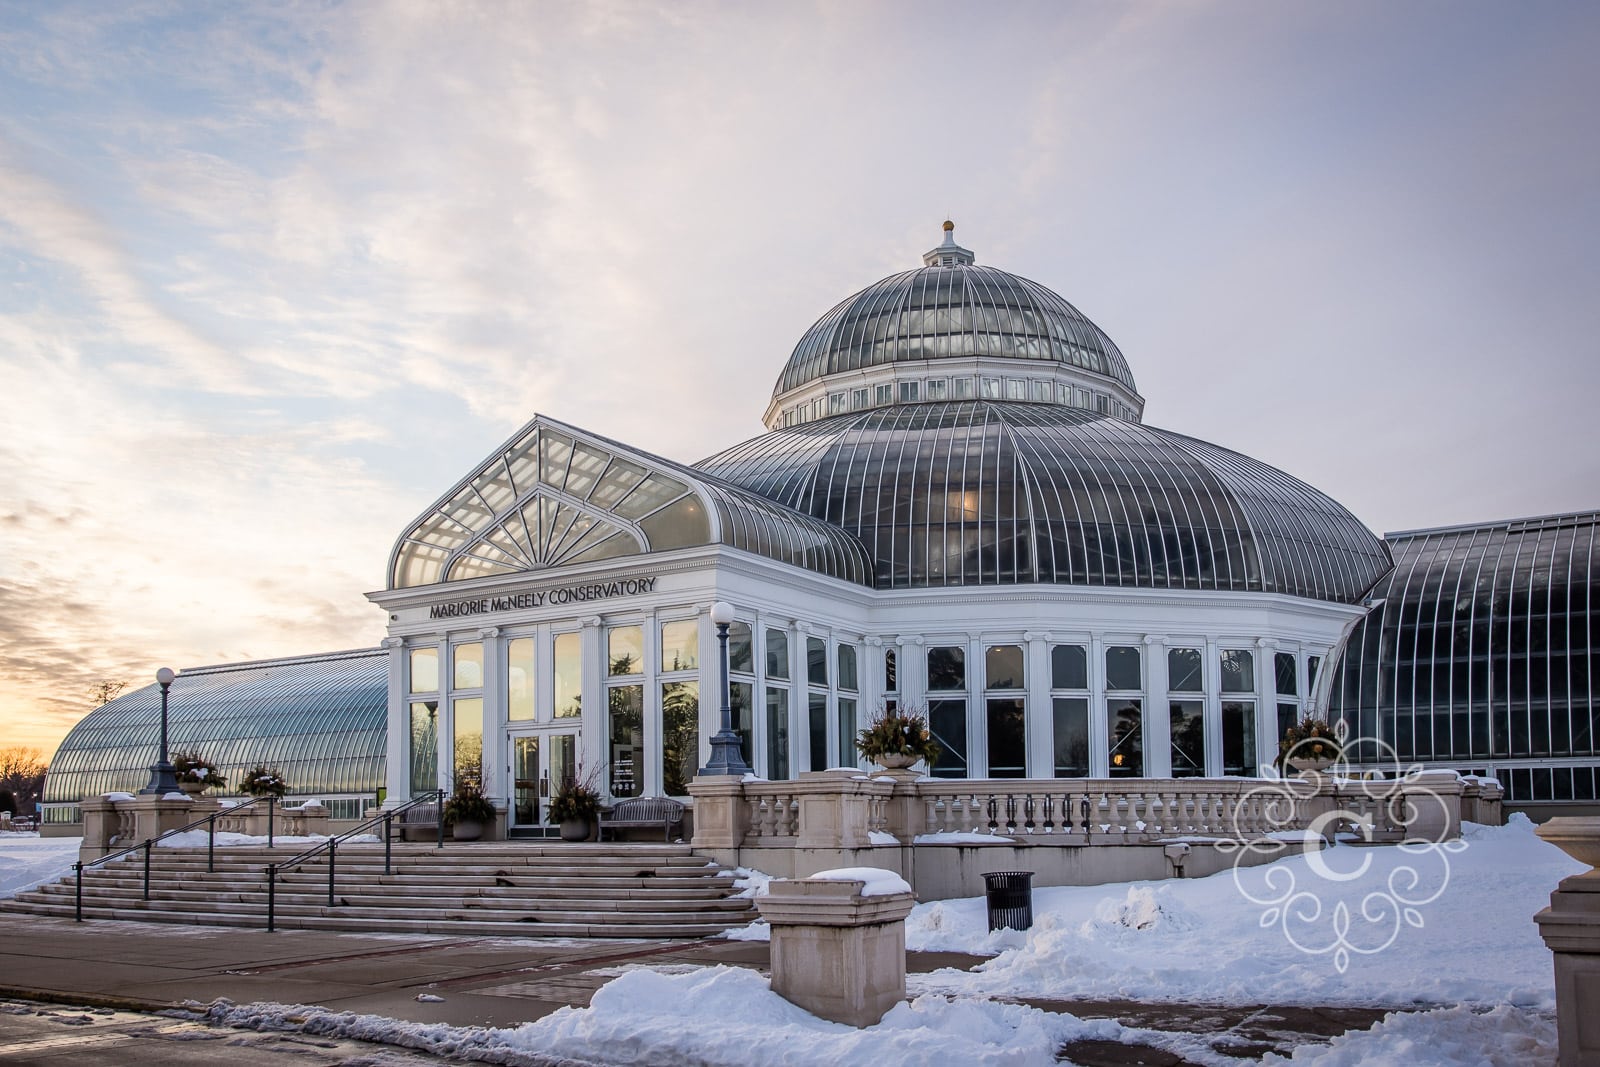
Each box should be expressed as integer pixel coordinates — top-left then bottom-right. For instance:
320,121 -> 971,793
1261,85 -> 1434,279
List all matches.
756,875 -> 915,1027
79,794 -> 198,863
687,775 -> 749,849
1402,770 -> 1464,842
1535,817 -> 1600,1067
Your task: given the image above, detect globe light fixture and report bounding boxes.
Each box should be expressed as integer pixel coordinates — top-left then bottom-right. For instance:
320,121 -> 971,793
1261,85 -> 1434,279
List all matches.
698,601 -> 752,777
141,666 -> 181,795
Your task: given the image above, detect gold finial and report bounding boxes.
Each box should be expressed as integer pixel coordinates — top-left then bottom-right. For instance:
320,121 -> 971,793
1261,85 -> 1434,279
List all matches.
942,219 -> 955,231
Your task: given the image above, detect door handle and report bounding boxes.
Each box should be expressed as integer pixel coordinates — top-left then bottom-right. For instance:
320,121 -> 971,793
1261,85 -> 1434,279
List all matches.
539,774 -> 549,798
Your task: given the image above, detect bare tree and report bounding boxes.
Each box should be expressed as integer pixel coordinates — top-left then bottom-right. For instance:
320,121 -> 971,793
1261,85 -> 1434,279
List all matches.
90,680 -> 129,706
0,747 -> 47,815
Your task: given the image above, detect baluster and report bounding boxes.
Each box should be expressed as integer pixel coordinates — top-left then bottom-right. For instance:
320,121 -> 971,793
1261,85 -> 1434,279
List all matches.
786,795 -> 800,837
1022,794 -> 1036,835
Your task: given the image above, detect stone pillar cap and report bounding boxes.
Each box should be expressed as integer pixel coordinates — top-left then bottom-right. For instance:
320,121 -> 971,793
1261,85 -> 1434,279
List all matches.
757,876 -> 915,927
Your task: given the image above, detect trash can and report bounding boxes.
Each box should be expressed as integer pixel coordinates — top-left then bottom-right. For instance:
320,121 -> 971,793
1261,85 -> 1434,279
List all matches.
983,871 -> 1034,932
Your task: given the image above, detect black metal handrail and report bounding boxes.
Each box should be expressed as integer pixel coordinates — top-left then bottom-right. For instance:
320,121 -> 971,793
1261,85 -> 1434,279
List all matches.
73,793 -> 281,922
266,790 -> 445,932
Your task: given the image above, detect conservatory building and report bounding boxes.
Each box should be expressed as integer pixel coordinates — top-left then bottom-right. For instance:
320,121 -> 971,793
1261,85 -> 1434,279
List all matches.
369,223 -> 1393,829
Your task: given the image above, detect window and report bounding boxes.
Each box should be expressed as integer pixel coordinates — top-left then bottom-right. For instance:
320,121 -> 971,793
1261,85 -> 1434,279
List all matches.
1169,700 -> 1205,777
1051,645 -> 1087,689
1221,650 -> 1255,693
985,645 -> 1024,689
1074,388 -> 1090,409
1029,380 -> 1050,402
731,681 -> 754,767
728,622 -> 754,674
875,383 -> 893,405
409,648 -> 438,694
985,645 -> 1026,778
1051,643 -> 1090,778
928,645 -> 966,690
453,697 -> 483,786
838,645 -> 857,691
1096,394 -> 1111,414
981,377 -> 1001,399
508,637 -> 535,720
1055,383 -> 1070,404
661,681 -> 699,795
809,692 -> 829,772
409,701 -> 438,793
898,380 -> 920,403
765,687 -> 790,780
953,377 -> 975,400
1275,653 -> 1298,696
661,620 -> 698,672
766,629 -> 789,679
807,637 -> 828,687
607,685 -> 643,797
1106,645 -> 1142,691
1222,700 -> 1257,776
929,699 -> 968,777
1107,645 -> 1143,777
608,626 -> 643,676
837,697 -> 857,767
1005,378 -> 1025,400
453,643 -> 483,689
851,388 -> 869,410
828,392 -> 845,415
1168,647 -> 1202,693
884,647 -> 897,692
553,632 -> 581,718
925,379 -> 948,401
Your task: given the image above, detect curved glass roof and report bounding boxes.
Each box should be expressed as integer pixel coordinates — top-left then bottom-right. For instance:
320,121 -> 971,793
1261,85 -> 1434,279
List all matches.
43,649 -> 387,804
389,416 -> 873,589
1327,511 -> 1599,765
696,401 -> 1392,602
776,230 -> 1136,397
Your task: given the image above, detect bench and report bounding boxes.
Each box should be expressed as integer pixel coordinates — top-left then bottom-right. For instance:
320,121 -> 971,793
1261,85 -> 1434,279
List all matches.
394,802 -> 441,842
601,797 -> 685,842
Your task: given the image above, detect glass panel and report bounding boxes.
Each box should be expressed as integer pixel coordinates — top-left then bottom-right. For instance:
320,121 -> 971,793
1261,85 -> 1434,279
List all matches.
608,625 -> 643,676
732,681 -> 754,765
1221,650 -> 1255,693
836,696 -> 857,766
1106,646 -> 1142,691
987,698 -> 1026,777
409,701 -> 438,794
1278,702 -> 1298,746
885,648 -> 897,691
512,736 -> 538,826
1222,700 -> 1258,776
1307,656 -> 1321,691
1168,648 -> 1203,693
837,645 -> 858,691
453,697 -> 483,787
1051,645 -> 1087,690
554,632 -> 582,718
639,494 -> 710,549
1169,700 -> 1205,777
662,620 -> 699,672
807,638 -> 828,687
766,687 -> 790,780
453,642 -> 483,689
928,646 -> 966,691
766,629 -> 789,679
607,685 -> 643,798
1052,697 -> 1089,777
661,681 -> 699,795
729,622 -> 754,675
589,457 -> 648,509
929,699 -> 968,778
409,648 -> 438,694
986,645 -> 1024,690
508,638 -> 535,720
1275,652 -> 1298,696
550,733 -> 577,798
809,693 -> 829,771
614,473 -> 689,521
1108,699 -> 1143,777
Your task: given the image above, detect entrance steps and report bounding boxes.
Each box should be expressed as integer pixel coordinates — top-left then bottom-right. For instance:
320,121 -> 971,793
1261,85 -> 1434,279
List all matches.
1,843 -> 760,939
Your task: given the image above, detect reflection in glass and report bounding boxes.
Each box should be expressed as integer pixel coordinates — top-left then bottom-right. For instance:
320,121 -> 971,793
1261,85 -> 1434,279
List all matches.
929,699 -> 967,778
837,645 -> 858,691
1106,646 -> 1142,691
453,643 -> 483,689
729,622 -> 754,674
409,701 -> 438,794
885,648 -> 897,691
607,685 -> 643,798
987,698 -> 1026,777
1108,700 -> 1143,777
807,638 -> 828,687
1277,702 -> 1298,746
1275,652 -> 1298,696
1221,650 -> 1255,693
508,638 -> 535,720
732,681 -> 754,765
837,697 -> 857,766
453,697 -> 483,786
1051,645 -> 1087,690
661,681 -> 699,795
661,620 -> 699,672
986,645 -> 1024,689
410,648 -> 439,694
766,687 -> 789,780
1222,700 -> 1257,775
554,633 -> 582,718
1052,697 -> 1088,777
928,646 -> 966,691
608,626 -> 643,676
1169,700 -> 1205,777
809,693 -> 828,772
1168,648 -> 1203,693
766,629 -> 789,679
512,736 -> 538,825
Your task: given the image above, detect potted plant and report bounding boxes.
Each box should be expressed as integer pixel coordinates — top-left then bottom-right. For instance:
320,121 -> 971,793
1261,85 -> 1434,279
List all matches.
547,769 -> 602,842
856,704 -> 942,771
239,765 -> 288,799
1279,716 -> 1343,774
444,781 -> 496,841
171,752 -> 227,795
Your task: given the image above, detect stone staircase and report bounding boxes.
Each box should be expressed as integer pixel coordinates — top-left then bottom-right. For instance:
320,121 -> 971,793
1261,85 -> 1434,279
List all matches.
2,843 -> 759,939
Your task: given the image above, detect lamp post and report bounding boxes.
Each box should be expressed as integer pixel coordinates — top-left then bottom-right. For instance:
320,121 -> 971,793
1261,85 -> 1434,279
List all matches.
141,667 -> 180,795
699,601 -> 753,777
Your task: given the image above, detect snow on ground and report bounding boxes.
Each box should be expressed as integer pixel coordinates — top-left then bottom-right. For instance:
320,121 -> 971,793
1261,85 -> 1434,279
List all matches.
906,815 -> 1579,1009
0,834 -> 81,899
1263,1004 -> 1556,1066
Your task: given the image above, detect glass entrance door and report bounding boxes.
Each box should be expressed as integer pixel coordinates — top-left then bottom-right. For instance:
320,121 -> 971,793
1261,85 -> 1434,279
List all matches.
509,730 -> 579,828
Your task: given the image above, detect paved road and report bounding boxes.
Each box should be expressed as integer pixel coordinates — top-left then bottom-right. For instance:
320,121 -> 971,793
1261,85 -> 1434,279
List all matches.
0,998 -> 452,1066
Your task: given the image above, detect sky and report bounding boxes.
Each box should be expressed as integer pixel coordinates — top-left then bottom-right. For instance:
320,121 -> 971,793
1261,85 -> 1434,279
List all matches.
1,1 -> 1596,757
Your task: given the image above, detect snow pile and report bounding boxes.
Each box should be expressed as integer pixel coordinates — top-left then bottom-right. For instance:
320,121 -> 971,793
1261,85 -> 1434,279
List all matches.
155,831 -> 379,848
0,835 -> 82,899
811,867 -> 912,897
204,968 -> 1106,1066
909,815 -> 1580,1009
868,831 -> 899,845
1266,1004 -> 1556,1065
731,866 -> 772,899
914,831 -> 1015,844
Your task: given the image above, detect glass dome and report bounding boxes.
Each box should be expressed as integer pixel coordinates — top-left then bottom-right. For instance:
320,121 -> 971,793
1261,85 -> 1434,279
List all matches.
697,401 -> 1392,603
774,224 -> 1138,406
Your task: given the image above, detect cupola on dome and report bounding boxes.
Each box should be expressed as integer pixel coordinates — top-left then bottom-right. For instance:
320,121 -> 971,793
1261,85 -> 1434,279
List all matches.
767,224 -> 1142,430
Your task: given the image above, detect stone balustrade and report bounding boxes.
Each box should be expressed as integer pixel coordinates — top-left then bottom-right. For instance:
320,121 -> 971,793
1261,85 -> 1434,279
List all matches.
79,794 -> 330,862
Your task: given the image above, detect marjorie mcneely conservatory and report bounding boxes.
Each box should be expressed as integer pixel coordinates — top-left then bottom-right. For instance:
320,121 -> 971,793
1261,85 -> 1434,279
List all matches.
43,222 -> 1600,832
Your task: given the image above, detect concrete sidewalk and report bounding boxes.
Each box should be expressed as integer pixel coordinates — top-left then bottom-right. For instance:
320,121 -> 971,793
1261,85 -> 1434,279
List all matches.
0,914 -> 985,1031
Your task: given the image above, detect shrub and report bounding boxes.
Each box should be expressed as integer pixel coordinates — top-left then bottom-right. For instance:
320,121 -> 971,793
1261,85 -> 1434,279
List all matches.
171,751 -> 227,791
1279,716 -> 1343,766
239,765 -> 288,799
546,769 -> 603,824
444,781 -> 497,825
855,704 -> 942,767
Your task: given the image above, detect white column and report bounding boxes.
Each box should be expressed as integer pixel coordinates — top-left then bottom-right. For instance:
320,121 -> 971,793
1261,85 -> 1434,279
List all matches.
1088,634 -> 1108,776
1204,637 -> 1223,776
642,610 -> 662,797
479,626 -> 506,803
1144,635 -> 1171,778
581,616 -> 606,779
1025,632 -> 1052,778
697,605 -> 719,770
967,634 -> 984,778
901,636 -> 925,708
791,622 -> 810,772
863,636 -> 885,719
382,637 -> 408,807
1255,638 -> 1278,776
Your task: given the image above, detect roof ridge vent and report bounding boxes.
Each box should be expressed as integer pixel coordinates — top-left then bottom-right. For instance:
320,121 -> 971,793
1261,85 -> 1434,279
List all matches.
923,219 -> 974,267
